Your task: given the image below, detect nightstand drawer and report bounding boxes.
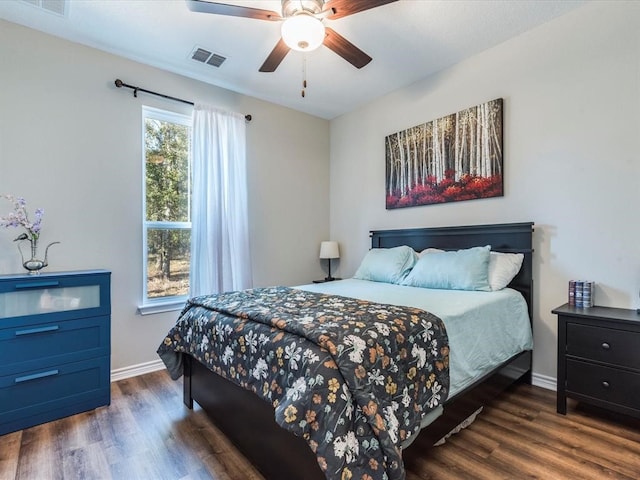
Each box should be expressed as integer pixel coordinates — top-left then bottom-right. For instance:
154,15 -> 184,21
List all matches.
567,323 -> 640,369
566,359 -> 640,412
0,356 -> 110,429
0,315 -> 110,376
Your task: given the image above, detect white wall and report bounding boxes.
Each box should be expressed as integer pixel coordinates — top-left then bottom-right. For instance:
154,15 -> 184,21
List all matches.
329,1 -> 640,382
0,20 -> 330,371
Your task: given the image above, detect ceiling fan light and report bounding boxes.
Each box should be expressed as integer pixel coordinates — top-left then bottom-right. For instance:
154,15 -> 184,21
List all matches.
281,14 -> 325,52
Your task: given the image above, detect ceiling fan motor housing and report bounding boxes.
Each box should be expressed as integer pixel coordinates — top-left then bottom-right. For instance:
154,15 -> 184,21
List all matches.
281,0 -> 324,17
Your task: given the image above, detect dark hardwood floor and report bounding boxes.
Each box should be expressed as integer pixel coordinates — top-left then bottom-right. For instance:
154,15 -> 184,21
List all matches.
2,370 -> 639,480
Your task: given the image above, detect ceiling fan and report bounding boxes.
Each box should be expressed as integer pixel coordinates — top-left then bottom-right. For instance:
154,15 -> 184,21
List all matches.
186,0 -> 399,72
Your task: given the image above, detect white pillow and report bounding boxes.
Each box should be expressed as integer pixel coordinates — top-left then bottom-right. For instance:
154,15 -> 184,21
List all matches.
488,252 -> 524,290
418,247 -> 444,257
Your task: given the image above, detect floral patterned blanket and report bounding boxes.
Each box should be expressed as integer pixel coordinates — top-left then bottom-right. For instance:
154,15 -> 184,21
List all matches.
157,287 -> 449,480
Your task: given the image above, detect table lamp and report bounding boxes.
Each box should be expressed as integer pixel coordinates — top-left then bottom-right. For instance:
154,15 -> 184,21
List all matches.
319,241 -> 340,281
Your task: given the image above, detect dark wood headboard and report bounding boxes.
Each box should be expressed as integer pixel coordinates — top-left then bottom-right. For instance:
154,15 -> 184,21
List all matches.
370,222 -> 534,319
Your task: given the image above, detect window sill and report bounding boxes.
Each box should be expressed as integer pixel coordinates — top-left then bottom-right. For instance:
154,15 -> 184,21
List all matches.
137,298 -> 187,316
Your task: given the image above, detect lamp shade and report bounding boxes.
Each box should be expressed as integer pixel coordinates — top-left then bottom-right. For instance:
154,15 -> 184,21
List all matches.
319,241 -> 339,259
281,13 -> 325,52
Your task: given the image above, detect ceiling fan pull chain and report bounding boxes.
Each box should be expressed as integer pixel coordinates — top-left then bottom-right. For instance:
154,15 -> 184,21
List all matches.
301,54 -> 307,98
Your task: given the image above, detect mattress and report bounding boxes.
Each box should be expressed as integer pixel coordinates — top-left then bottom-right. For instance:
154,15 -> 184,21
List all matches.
297,278 -> 533,398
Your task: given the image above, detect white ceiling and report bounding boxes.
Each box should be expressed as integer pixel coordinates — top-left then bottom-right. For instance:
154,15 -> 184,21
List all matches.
0,0 -> 587,119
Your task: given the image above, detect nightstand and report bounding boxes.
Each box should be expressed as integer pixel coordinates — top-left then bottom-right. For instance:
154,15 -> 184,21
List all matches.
553,303 -> 640,419
312,278 -> 342,284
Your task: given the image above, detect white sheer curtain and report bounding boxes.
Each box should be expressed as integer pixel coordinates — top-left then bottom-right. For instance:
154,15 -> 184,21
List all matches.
190,104 -> 252,296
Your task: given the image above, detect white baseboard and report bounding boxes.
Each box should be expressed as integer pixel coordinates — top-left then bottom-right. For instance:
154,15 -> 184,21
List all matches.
531,372 -> 556,391
110,360 -> 560,394
110,359 -> 165,382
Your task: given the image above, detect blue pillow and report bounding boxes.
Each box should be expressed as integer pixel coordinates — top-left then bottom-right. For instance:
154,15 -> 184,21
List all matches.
400,245 -> 491,291
353,246 -> 417,284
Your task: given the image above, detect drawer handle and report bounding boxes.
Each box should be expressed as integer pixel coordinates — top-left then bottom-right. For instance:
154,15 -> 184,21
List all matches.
14,369 -> 59,383
601,342 -> 610,350
602,381 -> 610,389
14,280 -> 60,289
15,325 -> 60,336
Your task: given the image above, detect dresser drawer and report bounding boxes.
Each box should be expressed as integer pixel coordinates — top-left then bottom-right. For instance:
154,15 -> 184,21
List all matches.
0,356 -> 110,429
0,315 -> 110,376
566,359 -> 640,412
0,270 -> 110,327
566,323 -> 640,370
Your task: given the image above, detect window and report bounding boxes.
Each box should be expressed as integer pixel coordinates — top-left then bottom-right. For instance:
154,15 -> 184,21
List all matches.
141,107 -> 192,311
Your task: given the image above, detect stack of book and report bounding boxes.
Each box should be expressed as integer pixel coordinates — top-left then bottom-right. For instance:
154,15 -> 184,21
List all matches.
568,280 -> 594,308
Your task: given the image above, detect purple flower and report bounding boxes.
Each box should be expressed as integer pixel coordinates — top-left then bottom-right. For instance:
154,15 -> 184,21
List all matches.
1,194 -> 45,241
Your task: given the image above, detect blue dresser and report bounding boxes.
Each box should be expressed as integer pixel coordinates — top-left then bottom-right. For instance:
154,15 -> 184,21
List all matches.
0,270 -> 111,435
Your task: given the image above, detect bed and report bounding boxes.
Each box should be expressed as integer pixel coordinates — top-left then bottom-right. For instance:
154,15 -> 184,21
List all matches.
158,222 -> 534,480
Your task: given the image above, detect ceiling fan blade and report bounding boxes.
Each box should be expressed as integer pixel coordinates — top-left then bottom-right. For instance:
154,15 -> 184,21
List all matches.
324,0 -> 398,20
323,27 -> 372,69
186,0 -> 282,21
259,38 -> 291,72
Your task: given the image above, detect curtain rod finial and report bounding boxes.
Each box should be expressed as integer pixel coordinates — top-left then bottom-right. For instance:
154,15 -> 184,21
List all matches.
114,79 -> 123,88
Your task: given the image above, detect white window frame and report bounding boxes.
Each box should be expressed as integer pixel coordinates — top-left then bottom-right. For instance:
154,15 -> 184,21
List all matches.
138,106 -> 192,315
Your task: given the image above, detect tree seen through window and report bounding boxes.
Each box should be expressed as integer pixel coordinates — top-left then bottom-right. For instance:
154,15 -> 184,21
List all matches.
144,109 -> 191,300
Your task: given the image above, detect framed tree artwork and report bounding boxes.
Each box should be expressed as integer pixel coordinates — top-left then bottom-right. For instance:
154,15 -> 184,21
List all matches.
385,98 -> 503,209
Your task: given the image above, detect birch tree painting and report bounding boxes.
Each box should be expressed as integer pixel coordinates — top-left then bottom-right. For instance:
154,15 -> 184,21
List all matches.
385,98 -> 503,209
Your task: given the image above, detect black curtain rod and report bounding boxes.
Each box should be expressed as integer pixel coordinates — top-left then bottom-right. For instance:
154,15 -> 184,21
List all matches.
114,79 -> 252,122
